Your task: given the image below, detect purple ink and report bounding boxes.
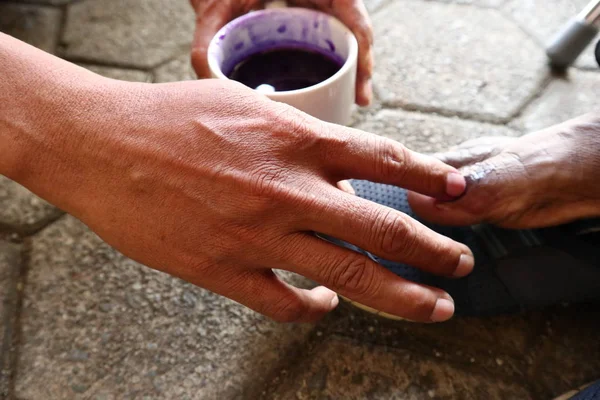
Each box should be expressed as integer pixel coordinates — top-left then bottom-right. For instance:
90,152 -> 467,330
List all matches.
234,41 -> 244,50
277,25 -> 287,33
325,39 -> 335,52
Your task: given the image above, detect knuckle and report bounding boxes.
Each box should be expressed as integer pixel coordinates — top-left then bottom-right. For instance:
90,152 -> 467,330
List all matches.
273,106 -> 314,141
376,140 -> 408,180
247,164 -> 289,200
328,255 -> 380,296
376,210 -> 417,256
459,162 -> 505,216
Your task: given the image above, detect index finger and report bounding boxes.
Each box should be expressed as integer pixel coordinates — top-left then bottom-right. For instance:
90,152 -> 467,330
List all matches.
321,126 -> 467,200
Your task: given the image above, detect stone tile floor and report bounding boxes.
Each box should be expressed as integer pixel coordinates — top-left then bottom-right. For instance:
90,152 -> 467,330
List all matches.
1,0 -> 600,399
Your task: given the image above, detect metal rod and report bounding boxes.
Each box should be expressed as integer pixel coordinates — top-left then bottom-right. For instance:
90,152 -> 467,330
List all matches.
578,0 -> 600,26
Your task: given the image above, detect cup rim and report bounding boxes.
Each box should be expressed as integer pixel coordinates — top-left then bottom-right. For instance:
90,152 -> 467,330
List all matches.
207,7 -> 358,98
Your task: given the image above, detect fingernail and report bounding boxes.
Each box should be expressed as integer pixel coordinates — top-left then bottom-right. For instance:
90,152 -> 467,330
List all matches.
338,180 -> 356,195
453,254 -> 475,277
430,298 -> 455,322
364,80 -> 373,105
330,295 -> 340,309
446,172 -> 467,197
434,201 -> 452,211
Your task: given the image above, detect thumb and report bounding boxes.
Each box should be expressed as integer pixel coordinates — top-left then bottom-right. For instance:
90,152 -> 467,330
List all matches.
407,156 -> 512,226
190,0 -> 259,78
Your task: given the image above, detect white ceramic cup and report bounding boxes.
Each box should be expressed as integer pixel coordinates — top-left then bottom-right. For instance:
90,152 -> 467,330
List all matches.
207,7 -> 358,126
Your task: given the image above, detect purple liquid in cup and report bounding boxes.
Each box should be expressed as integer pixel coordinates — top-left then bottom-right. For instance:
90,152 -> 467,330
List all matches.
226,47 -> 343,92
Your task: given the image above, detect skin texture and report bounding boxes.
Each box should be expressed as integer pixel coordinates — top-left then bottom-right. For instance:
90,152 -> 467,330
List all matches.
408,112 -> 600,229
1,33 -> 474,323
189,0 -> 374,106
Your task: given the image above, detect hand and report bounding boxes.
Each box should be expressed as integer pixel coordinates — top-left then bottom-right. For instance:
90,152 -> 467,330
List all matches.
189,0 -> 374,106
4,37 -> 474,323
408,113 -> 600,229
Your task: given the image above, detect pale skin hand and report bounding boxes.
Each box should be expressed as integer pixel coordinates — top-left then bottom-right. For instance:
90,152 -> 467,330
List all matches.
408,113 -> 600,229
1,34 -> 474,323
189,0 -> 374,106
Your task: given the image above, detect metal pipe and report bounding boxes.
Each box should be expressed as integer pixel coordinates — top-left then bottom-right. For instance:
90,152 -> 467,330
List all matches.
546,0 -> 600,69
579,0 -> 600,26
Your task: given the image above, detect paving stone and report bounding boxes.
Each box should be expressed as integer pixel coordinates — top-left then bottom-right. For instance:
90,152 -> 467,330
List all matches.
372,0 -> 548,122
264,335 -> 533,400
0,240 -> 21,399
15,216 -> 316,399
0,3 -> 62,53
514,69 -> 600,132
355,109 -> 519,154
503,0 -> 599,70
153,54 -> 197,83
364,0 -> 393,13
0,177 -> 63,235
23,0 -> 73,5
527,303 -> 600,399
421,0 -> 503,7
78,64 -> 151,82
329,301 -> 543,375
61,0 -> 195,68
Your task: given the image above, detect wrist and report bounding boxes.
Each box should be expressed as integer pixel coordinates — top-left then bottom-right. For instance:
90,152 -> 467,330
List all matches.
1,34 -> 91,179
0,33 -> 137,212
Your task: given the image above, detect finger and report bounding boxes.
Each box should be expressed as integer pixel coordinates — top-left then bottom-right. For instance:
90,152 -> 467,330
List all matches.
190,0 -> 260,78
337,180 -> 356,195
407,191 -> 483,226
407,154 -> 520,226
433,136 -> 515,168
305,190 -> 474,278
208,268 -> 339,323
433,147 -> 499,169
328,0 -> 374,106
330,0 -> 374,106
278,233 -> 456,322
295,0 -> 374,105
449,136 -> 517,151
324,127 -> 467,199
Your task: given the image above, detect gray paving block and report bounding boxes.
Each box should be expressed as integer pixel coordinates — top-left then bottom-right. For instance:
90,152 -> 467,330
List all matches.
153,54 -> 197,83
0,240 -> 21,399
364,0 -> 393,13
265,335 -> 533,399
372,0 -> 548,122
514,69 -> 600,132
356,109 -> 519,154
61,0 -> 195,68
78,64 -> 151,82
421,0 -> 503,7
25,0 -> 73,4
503,0 -> 599,70
0,177 -> 63,235
0,3 -> 62,53
15,216 -> 316,399
527,304 -> 600,399
329,301 -> 543,371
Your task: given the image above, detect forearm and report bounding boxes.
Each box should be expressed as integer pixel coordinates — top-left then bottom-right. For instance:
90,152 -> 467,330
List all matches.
0,33 -> 140,215
0,33 -> 95,182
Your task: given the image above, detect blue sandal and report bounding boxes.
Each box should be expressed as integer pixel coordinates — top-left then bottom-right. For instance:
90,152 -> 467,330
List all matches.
329,180 -> 600,316
557,380 -> 600,400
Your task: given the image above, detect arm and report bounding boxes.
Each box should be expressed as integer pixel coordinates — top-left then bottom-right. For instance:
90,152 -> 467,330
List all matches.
1,33 -> 473,323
